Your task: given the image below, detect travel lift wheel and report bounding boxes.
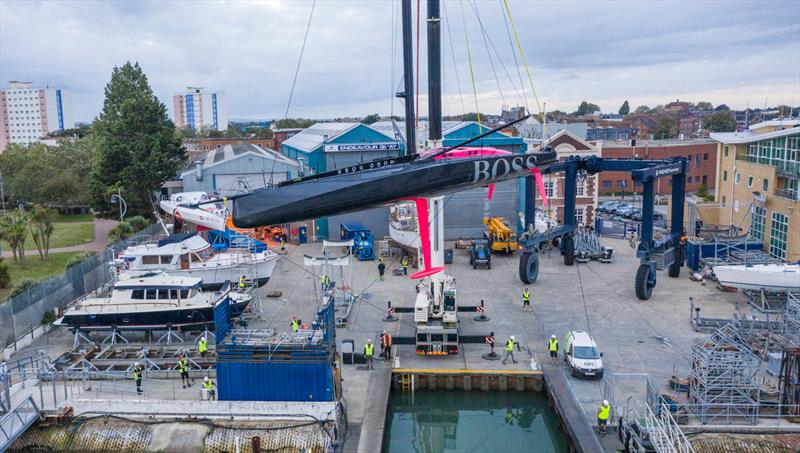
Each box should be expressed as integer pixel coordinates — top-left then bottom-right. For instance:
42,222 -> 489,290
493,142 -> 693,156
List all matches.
562,236 -> 575,266
635,263 -> 656,300
668,246 -> 683,278
519,251 -> 539,284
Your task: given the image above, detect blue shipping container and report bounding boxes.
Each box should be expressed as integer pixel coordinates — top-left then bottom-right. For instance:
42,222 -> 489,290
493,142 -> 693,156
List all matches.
686,239 -> 765,271
217,361 -> 334,402
340,222 -> 369,241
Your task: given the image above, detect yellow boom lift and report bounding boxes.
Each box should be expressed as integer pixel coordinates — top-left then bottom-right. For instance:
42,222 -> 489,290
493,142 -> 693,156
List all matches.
483,216 -> 518,254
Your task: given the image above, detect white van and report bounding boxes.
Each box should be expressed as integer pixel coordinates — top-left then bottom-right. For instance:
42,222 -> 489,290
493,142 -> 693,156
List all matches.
564,331 -> 604,379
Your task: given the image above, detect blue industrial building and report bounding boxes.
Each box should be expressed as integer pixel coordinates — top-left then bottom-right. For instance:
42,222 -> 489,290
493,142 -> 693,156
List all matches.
281,122 -> 406,174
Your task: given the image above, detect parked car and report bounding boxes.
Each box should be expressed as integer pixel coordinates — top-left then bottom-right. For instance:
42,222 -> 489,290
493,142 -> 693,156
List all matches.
564,331 -> 604,379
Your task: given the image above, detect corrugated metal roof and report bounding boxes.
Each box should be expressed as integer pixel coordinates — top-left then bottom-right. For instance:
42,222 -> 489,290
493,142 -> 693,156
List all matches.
182,144 -> 299,177
282,122 -> 399,152
691,433 -> 800,453
11,420 -> 333,452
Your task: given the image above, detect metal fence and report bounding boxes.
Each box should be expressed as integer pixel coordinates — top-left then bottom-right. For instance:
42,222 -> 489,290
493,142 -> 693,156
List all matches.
1,223 -> 165,352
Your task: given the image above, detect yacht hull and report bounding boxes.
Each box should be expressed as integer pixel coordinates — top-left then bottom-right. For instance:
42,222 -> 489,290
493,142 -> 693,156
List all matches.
56,298 -> 251,329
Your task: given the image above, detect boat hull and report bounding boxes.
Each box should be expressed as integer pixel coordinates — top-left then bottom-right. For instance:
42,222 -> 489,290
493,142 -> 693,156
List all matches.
120,254 -> 278,290
714,264 -> 800,291
56,298 -> 251,330
232,152 -> 556,228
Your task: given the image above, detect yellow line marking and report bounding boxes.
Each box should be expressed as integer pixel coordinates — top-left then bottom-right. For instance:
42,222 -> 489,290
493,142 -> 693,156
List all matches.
392,368 -> 543,376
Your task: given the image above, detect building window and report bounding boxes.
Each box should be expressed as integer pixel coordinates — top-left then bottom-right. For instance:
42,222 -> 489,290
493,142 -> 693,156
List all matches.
543,181 -> 556,198
575,208 -> 585,226
576,180 -> 586,197
695,176 -> 700,183
724,146 -> 729,157
750,206 -> 765,240
734,172 -> 741,184
602,180 -> 612,188
747,176 -> 753,188
722,196 -> 726,206
762,179 -> 768,191
703,153 -> 709,160
702,175 -> 708,185
695,155 -> 701,168
769,211 -> 789,260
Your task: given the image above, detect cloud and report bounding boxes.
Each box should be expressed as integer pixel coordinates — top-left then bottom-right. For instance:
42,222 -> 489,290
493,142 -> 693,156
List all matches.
1,0 -> 798,122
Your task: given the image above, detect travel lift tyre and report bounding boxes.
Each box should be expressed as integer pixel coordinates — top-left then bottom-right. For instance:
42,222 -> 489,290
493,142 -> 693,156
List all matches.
519,251 -> 539,284
516,156 -> 689,301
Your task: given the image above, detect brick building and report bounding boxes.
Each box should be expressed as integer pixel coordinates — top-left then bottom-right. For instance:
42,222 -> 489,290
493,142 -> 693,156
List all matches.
534,130 -> 599,227
596,139 -> 717,195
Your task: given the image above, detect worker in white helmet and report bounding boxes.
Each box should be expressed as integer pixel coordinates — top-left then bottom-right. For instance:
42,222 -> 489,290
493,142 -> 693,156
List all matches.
548,335 -> 559,361
597,400 -> 611,437
502,335 -> 521,365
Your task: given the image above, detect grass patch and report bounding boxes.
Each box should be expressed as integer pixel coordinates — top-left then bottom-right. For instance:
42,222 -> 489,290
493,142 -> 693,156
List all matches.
0,252 -> 83,302
23,222 -> 94,250
52,213 -> 94,223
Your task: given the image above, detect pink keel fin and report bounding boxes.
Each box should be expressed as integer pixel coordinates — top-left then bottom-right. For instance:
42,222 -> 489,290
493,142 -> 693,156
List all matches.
401,197 -> 447,280
530,168 -> 549,208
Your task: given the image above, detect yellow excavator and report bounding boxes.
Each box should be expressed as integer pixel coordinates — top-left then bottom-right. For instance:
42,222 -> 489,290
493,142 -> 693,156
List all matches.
483,216 -> 518,254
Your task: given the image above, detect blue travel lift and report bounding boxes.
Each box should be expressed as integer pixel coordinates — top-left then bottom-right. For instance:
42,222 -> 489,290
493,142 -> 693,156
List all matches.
518,156 -> 688,300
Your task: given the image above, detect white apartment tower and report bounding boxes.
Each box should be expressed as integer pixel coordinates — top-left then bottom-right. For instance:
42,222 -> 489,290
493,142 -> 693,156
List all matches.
0,81 -> 75,152
173,87 -> 228,131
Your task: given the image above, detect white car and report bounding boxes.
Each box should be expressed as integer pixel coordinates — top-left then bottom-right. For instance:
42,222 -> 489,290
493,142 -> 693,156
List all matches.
564,331 -> 604,379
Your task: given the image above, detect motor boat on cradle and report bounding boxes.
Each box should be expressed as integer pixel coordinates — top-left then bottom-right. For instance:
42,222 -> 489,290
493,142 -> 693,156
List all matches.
159,191 -> 227,231
54,275 -> 252,329
115,233 -> 278,290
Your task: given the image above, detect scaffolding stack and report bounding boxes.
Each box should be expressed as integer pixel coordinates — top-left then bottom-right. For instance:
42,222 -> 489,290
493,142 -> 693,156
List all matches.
688,325 -> 761,425
782,293 -> 800,348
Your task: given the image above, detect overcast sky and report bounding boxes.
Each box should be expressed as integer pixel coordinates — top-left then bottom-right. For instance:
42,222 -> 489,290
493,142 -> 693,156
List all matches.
2,0 -> 798,122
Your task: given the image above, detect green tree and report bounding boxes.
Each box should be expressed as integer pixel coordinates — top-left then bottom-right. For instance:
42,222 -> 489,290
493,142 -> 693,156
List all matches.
274,118 -> 314,129
654,117 -> 676,139
28,204 -> 55,260
0,259 -> 10,289
89,62 -> 185,218
361,113 -> 380,125
634,105 -> 650,114
703,110 -> 737,132
108,221 -> 134,244
255,128 -> 274,139
575,101 -> 600,116
175,126 -> 197,141
1,209 -> 29,266
618,100 -> 630,115
695,101 -> 713,111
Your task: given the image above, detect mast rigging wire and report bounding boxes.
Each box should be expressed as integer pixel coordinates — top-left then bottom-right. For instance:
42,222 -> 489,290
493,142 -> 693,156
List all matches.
283,0 -> 317,120
458,0 -> 482,127
441,0 -> 466,114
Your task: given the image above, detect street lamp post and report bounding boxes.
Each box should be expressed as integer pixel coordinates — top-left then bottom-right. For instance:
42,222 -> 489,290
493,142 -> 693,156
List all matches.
110,190 -> 127,222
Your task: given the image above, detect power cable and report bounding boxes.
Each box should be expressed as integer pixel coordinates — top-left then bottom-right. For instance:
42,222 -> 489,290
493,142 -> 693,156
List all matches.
441,0 -> 466,114
458,0 -> 482,126
468,0 -> 505,108
499,0 -> 529,110
283,0 -> 317,120
501,0 -> 545,132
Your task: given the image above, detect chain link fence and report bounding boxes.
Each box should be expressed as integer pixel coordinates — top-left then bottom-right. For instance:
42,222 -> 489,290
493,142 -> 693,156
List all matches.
1,223 -> 165,352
